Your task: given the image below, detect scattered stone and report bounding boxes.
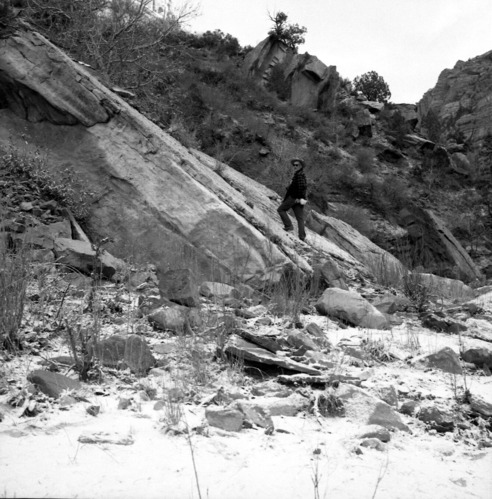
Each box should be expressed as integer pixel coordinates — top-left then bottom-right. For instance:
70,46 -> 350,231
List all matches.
27,370 -> 81,399
205,406 -> 244,432
356,424 -> 391,442
235,328 -> 283,353
421,312 -> 467,334
461,347 -> 492,369
376,385 -> 399,409
59,395 -> 77,408
336,384 -> 410,432
317,257 -> 348,290
156,268 -> 200,307
399,400 -> 418,416
277,373 -> 362,387
232,401 -> 274,429
200,281 -> 237,299
286,330 -> 319,353
418,404 -> 455,433
118,398 -> 132,410
149,305 -> 202,332
78,431 -> 134,445
360,438 -> 386,451
372,293 -> 411,314
411,347 -> 463,374
86,405 -> 100,416
315,288 -> 389,330
469,394 -> 492,417
53,238 -> 124,279
224,335 -> 321,375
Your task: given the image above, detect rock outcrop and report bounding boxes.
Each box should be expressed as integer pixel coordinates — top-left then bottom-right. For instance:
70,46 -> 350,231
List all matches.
395,207 -> 482,283
243,37 -> 340,112
417,50 -> 492,149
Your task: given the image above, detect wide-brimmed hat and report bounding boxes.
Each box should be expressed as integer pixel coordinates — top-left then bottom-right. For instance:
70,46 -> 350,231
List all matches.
291,158 -> 305,168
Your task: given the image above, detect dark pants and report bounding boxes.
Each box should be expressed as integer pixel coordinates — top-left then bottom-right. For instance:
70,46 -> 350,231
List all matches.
277,196 -> 305,240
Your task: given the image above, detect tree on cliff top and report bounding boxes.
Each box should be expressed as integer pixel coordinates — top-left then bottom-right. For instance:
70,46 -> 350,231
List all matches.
353,71 -> 391,103
268,11 -> 307,52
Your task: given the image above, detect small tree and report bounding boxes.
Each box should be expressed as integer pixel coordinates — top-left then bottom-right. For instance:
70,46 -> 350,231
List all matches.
353,71 -> 391,103
268,11 -> 307,52
421,108 -> 442,143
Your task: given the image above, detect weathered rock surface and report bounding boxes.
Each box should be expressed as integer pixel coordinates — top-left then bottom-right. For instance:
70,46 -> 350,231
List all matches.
243,37 -> 340,113
53,238 -> 124,279
205,406 -> 244,432
396,207 -> 482,283
410,347 -> 462,374
307,211 -> 405,282
315,288 -> 389,330
0,28 -> 302,281
27,370 -> 81,399
336,385 -> 410,432
418,50 -> 492,149
224,335 -> 321,375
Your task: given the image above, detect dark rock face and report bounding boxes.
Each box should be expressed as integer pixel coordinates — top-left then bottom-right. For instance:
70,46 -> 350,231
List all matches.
418,50 -> 492,149
396,207 -> 481,283
243,37 -> 340,113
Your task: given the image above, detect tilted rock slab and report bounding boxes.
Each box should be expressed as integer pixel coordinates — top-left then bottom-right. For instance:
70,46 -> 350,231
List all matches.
0,28 -> 303,281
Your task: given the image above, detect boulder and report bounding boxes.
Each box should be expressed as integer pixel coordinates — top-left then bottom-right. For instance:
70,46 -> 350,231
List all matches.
315,288 -> 389,330
205,406 -> 244,432
316,257 -> 348,290
411,347 -> 462,374
200,281 -> 237,299
418,404 -> 455,433
53,238 -> 124,279
13,220 -> 71,250
89,335 -> 154,375
336,384 -> 410,432
157,268 -> 200,307
461,347 -> 492,369
27,370 -> 81,399
148,305 -> 202,332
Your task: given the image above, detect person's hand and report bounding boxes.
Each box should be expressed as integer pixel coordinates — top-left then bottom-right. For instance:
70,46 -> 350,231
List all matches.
298,199 -> 307,205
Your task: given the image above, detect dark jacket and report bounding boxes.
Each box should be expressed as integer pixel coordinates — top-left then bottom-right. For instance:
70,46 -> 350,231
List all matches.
285,168 -> 307,200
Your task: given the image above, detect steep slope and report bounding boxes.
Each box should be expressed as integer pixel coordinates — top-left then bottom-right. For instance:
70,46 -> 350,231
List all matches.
0,26 -> 404,283
418,49 -> 492,148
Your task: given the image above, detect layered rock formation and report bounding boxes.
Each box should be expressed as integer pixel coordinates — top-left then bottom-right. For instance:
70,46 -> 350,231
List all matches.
418,50 -> 492,148
0,26 -> 376,284
243,37 -> 340,112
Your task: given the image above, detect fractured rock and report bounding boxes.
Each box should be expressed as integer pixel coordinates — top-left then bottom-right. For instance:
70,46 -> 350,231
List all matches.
53,238 -> 124,279
225,335 -> 321,375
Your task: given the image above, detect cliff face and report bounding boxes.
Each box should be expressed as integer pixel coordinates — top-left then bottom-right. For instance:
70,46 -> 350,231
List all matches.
418,50 -> 492,147
243,37 -> 340,113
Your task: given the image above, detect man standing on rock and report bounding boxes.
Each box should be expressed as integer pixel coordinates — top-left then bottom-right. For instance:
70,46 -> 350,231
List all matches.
277,158 -> 308,242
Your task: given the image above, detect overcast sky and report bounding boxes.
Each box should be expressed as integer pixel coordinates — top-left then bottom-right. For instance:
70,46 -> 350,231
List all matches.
185,0 -> 492,104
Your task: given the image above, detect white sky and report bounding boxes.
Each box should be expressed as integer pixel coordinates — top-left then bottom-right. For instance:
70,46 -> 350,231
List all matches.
184,0 -> 492,104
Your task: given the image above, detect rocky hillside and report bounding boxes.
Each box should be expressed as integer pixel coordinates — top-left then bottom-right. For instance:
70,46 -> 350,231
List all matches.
418,50 -> 492,150
1,12 -> 492,499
